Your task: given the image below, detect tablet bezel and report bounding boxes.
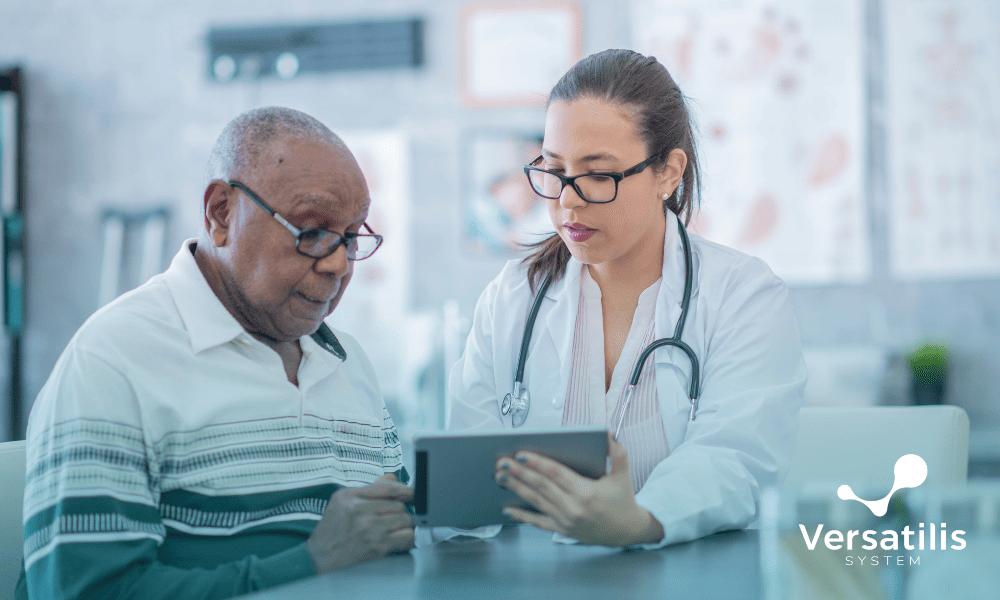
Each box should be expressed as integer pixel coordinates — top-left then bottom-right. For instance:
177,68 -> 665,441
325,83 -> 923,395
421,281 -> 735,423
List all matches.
412,426 -> 609,528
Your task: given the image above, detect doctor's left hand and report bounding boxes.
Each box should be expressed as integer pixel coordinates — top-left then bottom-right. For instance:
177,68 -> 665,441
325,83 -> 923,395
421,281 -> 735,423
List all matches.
495,434 -> 664,547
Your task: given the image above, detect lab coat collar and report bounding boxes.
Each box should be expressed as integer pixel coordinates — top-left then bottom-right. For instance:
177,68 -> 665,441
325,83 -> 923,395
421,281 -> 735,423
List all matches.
540,250 -> 583,389
163,240 -> 255,354
538,210 -> 700,379
654,211 -> 702,364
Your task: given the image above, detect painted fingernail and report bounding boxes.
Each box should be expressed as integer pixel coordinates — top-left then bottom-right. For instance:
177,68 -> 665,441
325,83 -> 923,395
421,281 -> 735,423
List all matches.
499,461 -> 510,470
502,508 -> 513,517
516,454 -> 528,463
497,474 -> 507,485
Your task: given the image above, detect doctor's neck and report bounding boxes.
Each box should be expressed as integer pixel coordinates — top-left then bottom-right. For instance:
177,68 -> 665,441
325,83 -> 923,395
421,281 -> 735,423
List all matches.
585,216 -> 666,296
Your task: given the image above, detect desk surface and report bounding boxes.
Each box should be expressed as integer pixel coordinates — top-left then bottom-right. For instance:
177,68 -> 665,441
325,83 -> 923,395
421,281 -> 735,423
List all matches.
242,526 -> 761,600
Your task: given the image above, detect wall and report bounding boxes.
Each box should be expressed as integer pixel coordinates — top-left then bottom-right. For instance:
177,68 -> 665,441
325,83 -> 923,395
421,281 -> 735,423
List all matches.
0,0 -> 631,438
0,0 -> 997,440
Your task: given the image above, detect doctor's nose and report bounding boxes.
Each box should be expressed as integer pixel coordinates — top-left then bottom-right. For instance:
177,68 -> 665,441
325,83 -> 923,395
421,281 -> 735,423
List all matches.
558,183 -> 588,210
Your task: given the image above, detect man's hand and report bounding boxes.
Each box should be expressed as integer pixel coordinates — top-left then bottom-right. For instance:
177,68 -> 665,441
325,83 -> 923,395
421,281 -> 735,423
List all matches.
306,473 -> 415,573
495,434 -> 664,546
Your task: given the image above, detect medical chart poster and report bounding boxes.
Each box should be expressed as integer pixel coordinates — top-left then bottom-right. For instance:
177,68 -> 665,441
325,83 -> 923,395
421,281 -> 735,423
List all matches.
633,0 -> 870,285
885,0 -> 1000,280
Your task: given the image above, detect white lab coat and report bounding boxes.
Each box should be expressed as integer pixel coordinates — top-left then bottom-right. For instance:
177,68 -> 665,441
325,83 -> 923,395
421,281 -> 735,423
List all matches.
447,210 -> 807,547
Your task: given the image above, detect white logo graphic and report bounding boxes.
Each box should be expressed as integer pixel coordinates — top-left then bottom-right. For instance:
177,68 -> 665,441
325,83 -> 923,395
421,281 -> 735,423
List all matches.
837,454 -> 928,517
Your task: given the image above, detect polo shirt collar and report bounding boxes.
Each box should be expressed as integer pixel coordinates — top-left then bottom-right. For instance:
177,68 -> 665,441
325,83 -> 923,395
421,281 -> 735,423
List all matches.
163,240 -> 251,353
163,240 -> 350,362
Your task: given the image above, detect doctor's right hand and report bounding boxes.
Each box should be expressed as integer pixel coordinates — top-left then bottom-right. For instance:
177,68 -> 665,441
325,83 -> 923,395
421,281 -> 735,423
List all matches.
306,474 -> 415,573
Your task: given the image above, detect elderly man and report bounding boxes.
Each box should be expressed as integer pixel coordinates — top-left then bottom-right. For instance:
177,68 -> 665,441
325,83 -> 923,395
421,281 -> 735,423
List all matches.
17,107 -> 413,599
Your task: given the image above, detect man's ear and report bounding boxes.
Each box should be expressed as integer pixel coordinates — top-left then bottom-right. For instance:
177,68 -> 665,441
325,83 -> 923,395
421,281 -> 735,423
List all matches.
657,148 -> 689,199
203,180 -> 233,247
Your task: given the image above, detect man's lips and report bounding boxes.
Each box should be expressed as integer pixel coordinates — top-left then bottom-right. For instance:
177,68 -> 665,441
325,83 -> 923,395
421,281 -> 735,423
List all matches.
297,291 -> 334,305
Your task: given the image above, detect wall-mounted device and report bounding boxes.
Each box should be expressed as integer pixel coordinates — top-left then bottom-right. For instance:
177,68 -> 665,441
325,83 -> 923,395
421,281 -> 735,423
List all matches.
207,18 -> 424,82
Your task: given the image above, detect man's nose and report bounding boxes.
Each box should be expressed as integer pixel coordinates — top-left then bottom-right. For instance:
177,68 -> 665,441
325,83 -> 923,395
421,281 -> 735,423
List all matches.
314,244 -> 350,277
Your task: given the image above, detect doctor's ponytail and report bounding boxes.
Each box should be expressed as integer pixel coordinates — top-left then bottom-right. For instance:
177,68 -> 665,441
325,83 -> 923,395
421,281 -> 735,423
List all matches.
522,49 -> 701,293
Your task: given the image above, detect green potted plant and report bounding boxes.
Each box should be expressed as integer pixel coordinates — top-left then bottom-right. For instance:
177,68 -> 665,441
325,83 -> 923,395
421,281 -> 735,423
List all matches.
907,344 -> 949,405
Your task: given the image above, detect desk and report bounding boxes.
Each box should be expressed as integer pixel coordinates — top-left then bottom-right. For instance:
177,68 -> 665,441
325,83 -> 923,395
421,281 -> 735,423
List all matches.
241,526 -> 762,599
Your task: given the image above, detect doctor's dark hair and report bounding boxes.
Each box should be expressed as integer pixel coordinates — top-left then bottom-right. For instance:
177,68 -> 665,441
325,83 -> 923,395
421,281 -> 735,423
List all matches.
522,49 -> 702,292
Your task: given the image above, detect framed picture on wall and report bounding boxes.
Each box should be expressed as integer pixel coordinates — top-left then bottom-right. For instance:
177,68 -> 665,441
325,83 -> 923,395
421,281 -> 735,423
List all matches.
459,1 -> 583,107
464,131 -> 552,256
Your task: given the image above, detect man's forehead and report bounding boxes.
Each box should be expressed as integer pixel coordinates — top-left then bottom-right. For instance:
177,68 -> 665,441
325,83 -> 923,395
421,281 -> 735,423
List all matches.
287,193 -> 371,216
260,135 -> 357,172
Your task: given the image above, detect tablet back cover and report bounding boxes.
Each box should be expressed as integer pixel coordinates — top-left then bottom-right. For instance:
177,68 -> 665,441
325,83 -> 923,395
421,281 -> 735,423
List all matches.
412,427 -> 608,528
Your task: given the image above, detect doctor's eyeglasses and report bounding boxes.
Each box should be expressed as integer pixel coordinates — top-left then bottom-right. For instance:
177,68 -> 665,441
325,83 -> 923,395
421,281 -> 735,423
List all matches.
523,154 -> 662,203
227,180 -> 383,261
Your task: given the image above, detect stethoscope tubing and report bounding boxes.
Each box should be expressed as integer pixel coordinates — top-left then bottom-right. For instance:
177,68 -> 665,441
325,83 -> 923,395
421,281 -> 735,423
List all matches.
508,219 -> 701,436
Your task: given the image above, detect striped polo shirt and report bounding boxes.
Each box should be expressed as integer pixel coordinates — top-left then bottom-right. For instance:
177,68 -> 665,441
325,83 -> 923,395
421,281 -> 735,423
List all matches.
20,241 -> 404,599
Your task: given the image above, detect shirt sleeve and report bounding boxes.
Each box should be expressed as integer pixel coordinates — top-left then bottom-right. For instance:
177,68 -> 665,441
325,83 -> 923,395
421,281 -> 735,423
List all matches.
380,405 -> 409,484
633,259 -> 806,548
22,344 -> 316,600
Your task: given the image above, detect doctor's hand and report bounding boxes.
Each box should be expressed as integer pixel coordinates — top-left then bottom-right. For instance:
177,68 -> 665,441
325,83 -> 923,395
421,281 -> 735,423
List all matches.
306,473 -> 415,573
495,434 -> 664,547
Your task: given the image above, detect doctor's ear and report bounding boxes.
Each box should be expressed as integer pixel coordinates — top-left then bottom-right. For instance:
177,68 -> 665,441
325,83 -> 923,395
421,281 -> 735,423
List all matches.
657,149 -> 689,200
203,180 -> 233,248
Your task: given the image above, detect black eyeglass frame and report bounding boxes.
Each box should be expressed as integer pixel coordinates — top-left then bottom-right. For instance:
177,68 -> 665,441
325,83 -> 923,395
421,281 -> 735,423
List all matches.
523,153 -> 663,204
226,180 -> 383,261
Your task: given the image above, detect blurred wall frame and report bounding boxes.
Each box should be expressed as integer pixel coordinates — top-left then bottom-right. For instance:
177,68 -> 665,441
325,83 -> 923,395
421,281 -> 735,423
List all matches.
98,209 -> 169,307
464,130 -> 552,256
1,66 -> 25,441
321,130 -> 439,434
458,1 -> 583,107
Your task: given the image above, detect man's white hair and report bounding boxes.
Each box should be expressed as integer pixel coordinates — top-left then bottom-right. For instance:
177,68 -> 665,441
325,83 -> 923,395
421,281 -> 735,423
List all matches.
204,106 -> 349,186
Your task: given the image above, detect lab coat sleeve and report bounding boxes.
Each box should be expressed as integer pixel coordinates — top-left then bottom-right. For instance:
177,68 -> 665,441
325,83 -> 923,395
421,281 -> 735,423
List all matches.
446,272 -> 506,431
633,258 -> 806,548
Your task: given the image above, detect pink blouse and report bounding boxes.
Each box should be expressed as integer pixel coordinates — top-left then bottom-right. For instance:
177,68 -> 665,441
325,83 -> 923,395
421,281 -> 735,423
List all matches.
562,267 -> 670,492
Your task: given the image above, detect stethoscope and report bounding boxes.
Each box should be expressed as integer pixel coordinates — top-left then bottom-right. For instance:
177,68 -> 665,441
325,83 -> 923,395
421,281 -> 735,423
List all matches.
501,218 -> 702,441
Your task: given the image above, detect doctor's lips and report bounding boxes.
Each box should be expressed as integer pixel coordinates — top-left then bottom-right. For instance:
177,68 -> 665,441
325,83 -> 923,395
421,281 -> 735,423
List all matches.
564,222 -> 596,242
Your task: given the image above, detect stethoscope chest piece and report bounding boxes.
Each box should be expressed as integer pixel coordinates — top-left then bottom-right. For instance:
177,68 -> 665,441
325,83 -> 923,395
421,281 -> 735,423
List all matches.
501,381 -> 530,427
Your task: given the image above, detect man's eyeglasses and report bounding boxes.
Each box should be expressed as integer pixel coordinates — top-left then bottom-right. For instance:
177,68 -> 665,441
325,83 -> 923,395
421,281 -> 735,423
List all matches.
523,154 -> 662,204
227,180 -> 383,261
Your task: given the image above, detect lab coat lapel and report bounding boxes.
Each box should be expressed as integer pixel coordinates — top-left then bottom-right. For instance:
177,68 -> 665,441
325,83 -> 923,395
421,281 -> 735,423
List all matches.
654,212 -> 701,358
654,212 -> 702,443
543,259 -> 582,386
523,258 -> 581,423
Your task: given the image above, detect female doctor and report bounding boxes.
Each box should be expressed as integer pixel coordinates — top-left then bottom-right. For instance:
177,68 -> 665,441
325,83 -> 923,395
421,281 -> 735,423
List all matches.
447,49 -> 806,548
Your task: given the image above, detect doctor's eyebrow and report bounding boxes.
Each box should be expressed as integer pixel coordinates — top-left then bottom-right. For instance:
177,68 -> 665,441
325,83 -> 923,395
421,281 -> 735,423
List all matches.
541,149 -> 620,164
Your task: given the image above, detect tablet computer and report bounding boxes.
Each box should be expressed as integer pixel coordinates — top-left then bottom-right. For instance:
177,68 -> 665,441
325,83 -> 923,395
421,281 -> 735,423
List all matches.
411,426 -> 608,528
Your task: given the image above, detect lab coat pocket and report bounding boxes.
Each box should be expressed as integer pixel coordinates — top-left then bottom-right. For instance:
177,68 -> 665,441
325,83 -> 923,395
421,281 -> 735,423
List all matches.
654,352 -> 695,414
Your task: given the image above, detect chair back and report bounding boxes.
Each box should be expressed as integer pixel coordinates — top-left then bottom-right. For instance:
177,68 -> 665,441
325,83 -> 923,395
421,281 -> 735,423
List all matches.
0,440 -> 26,600
783,406 -> 969,489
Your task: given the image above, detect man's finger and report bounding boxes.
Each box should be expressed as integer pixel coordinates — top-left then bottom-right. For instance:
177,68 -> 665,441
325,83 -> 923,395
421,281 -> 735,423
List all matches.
379,510 -> 414,531
347,498 -> 414,516
385,526 -> 416,552
354,481 -> 414,501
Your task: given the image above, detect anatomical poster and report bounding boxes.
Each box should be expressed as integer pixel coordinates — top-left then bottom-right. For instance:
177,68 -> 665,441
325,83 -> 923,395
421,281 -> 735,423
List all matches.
633,0 -> 869,284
